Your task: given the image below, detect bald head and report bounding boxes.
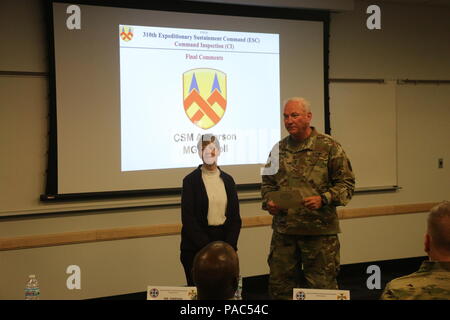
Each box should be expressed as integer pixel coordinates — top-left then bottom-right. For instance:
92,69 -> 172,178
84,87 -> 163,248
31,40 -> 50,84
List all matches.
192,241 -> 239,300
426,201 -> 450,259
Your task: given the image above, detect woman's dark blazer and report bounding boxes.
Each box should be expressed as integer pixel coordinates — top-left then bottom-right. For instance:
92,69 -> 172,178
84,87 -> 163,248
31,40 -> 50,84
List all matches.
180,165 -> 241,252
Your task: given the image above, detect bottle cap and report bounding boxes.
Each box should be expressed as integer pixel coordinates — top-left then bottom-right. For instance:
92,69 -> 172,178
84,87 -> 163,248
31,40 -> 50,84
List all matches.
29,275 -> 36,278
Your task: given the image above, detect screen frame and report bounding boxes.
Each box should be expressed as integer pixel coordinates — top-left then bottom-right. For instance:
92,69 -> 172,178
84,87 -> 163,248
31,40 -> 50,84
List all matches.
42,0 -> 330,201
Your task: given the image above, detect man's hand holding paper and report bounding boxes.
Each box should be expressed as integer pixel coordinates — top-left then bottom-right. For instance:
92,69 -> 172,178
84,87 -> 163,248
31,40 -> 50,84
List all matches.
267,186 -> 323,214
267,190 -> 303,210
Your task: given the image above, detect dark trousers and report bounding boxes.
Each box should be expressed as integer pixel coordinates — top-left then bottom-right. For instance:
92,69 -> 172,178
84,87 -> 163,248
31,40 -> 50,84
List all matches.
181,225 -> 226,286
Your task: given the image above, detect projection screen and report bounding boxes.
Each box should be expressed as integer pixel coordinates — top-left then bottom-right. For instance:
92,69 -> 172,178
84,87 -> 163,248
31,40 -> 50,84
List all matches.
44,1 -> 328,199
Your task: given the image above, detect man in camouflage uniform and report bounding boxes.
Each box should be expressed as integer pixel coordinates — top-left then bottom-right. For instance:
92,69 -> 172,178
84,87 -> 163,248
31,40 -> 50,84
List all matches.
381,201 -> 450,300
261,97 -> 355,300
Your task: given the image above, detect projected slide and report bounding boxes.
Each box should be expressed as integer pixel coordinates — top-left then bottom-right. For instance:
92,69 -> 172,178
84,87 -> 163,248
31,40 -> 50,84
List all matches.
119,25 -> 280,172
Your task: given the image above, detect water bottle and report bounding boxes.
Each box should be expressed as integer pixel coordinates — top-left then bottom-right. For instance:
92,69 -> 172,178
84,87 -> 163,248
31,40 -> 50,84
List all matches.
234,275 -> 242,300
24,275 -> 40,300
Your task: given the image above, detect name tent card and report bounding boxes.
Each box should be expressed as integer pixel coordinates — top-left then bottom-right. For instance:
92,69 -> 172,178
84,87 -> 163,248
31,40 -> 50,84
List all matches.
293,288 -> 350,300
147,286 -> 197,300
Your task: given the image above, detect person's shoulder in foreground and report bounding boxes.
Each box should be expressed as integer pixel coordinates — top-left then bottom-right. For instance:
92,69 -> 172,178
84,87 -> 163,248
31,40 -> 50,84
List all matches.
380,201 -> 450,300
381,260 -> 450,300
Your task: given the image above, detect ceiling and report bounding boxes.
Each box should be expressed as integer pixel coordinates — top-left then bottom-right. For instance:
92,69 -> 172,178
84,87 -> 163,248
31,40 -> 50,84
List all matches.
187,0 -> 450,10
375,0 -> 450,7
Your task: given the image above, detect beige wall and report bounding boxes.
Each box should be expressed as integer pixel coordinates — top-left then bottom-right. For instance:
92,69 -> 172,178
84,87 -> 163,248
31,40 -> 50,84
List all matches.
1,0 -> 449,299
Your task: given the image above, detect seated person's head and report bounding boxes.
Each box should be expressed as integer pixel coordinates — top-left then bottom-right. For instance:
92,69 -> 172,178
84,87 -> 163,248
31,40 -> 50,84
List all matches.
425,201 -> 450,260
192,241 -> 239,300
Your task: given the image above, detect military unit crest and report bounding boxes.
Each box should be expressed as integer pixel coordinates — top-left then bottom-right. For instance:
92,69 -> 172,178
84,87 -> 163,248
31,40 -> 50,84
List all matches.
120,26 -> 134,42
148,288 -> 159,298
183,68 -> 227,129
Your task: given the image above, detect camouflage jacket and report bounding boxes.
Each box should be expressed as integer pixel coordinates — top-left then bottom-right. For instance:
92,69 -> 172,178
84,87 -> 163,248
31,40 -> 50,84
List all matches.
380,261 -> 450,300
261,127 -> 355,235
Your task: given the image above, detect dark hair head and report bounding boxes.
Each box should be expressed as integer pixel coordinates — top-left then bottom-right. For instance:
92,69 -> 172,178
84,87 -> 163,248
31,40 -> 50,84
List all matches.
192,241 -> 239,300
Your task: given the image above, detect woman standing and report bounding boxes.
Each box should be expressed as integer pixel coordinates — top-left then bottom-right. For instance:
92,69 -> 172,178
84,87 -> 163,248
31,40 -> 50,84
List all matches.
180,134 -> 241,286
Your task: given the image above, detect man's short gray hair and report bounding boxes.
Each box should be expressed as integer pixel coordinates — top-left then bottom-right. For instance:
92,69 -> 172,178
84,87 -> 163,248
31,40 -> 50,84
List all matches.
283,97 -> 311,113
428,201 -> 450,253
